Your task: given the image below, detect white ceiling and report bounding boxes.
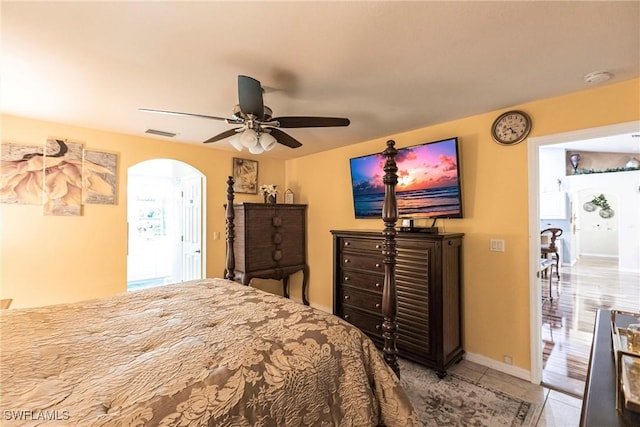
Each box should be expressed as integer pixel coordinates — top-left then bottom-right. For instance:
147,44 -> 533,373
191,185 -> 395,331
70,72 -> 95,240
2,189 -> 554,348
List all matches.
2,1 -> 639,159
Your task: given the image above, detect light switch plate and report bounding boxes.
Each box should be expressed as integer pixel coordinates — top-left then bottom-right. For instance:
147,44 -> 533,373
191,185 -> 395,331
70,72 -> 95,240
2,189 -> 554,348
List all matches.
490,239 -> 505,252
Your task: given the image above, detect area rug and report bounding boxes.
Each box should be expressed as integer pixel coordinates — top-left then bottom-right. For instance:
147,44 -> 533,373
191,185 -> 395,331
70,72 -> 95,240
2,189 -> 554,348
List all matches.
399,359 -> 541,426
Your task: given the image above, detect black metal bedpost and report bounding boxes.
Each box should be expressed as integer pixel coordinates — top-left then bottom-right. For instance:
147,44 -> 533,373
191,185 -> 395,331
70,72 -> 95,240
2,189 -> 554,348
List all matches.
381,140 -> 400,377
225,176 -> 236,281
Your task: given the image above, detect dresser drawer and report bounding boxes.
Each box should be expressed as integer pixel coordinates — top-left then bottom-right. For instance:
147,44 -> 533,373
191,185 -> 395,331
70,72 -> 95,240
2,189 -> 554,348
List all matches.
341,306 -> 383,337
339,271 -> 384,293
341,252 -> 384,272
340,286 -> 382,314
341,237 -> 383,252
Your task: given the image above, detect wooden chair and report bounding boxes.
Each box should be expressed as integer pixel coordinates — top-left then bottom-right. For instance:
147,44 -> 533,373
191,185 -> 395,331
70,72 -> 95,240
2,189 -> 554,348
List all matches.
541,228 -> 562,279
539,258 -> 555,301
0,299 -> 13,309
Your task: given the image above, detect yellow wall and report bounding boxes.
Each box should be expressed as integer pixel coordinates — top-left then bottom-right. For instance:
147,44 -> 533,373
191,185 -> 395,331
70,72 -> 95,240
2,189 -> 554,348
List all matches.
286,78 -> 640,371
2,78 -> 638,372
0,115 -> 286,307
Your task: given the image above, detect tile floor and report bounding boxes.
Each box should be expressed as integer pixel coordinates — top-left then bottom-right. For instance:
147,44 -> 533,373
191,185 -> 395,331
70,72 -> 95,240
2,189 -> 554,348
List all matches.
449,358 -> 582,427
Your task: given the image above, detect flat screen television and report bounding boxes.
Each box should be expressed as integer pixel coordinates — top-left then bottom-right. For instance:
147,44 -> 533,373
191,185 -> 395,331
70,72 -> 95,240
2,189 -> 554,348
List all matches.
349,137 -> 463,219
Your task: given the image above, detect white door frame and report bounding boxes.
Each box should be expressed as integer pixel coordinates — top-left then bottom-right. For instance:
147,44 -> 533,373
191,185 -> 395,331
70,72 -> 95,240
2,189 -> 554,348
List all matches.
527,120 -> 639,384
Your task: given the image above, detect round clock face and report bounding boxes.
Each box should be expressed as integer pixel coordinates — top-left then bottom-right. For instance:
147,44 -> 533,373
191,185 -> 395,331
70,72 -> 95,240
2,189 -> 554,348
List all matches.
491,110 -> 532,145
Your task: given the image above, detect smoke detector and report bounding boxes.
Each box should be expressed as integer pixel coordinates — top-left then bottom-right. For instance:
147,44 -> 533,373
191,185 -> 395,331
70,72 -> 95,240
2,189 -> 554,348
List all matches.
583,70 -> 613,85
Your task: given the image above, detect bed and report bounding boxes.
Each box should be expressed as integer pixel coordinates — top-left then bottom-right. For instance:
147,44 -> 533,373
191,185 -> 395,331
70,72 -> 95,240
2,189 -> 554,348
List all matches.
0,140 -> 416,426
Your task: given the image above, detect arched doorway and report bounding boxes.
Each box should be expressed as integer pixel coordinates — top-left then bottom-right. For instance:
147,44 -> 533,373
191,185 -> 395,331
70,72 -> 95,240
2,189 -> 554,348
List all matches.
127,159 -> 205,290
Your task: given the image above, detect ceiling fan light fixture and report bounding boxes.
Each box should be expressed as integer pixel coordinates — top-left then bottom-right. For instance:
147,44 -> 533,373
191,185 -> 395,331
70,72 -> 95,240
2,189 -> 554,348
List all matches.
259,132 -> 277,151
240,129 -> 258,147
248,141 -> 264,154
229,134 -> 243,151
143,75 -> 349,152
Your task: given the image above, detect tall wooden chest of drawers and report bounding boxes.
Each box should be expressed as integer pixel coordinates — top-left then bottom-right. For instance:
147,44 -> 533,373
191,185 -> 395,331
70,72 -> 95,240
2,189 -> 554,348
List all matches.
230,203 -> 309,305
331,230 -> 464,376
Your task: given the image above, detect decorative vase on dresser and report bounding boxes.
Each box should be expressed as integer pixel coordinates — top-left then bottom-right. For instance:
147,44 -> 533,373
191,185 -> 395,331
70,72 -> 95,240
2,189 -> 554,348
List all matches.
229,203 -> 309,305
331,230 -> 464,377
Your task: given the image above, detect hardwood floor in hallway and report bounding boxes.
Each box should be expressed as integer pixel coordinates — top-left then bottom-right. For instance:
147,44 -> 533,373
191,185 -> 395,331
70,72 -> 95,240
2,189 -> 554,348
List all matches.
540,256 -> 640,397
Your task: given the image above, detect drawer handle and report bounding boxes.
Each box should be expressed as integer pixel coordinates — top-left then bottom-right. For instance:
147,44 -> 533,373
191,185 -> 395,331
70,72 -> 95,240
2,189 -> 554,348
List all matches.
375,283 -> 381,288
344,276 -> 350,281
375,263 -> 381,268
344,295 -> 350,300
344,259 -> 350,263
375,244 -> 381,249
375,303 -> 380,308
375,324 -> 381,330
344,242 -> 350,246
344,314 -> 350,320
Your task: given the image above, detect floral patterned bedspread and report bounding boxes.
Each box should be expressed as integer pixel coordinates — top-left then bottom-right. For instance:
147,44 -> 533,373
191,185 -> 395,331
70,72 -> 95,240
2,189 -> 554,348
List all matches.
0,279 -> 419,426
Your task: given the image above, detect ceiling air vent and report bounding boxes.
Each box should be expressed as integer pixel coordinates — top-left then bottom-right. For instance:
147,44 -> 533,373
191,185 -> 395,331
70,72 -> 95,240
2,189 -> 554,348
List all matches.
145,129 -> 176,138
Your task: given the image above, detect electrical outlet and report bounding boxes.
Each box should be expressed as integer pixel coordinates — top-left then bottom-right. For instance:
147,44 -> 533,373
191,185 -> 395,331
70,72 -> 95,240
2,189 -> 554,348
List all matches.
490,239 -> 505,252
503,355 -> 513,365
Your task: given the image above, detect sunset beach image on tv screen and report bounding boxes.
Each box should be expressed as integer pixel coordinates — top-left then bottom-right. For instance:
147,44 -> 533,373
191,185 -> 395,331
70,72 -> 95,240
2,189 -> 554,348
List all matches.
349,137 -> 463,219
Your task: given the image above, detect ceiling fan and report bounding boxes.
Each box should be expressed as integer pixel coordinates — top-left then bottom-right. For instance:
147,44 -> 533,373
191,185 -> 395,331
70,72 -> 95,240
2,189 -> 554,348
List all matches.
140,75 -> 350,154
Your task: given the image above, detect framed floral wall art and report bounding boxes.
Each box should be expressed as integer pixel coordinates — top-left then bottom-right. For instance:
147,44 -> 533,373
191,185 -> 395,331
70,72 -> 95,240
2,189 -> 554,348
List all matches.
82,149 -> 117,205
232,157 -> 258,194
43,139 -> 83,216
0,138 -> 119,216
0,141 -> 45,205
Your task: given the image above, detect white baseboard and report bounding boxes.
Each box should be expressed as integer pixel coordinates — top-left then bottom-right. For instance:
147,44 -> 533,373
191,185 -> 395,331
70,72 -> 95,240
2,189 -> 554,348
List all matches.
580,253 -> 618,259
464,351 -> 534,383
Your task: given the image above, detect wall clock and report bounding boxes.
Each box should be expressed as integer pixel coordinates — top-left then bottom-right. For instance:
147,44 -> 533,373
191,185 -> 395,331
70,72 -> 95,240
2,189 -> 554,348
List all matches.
491,110 -> 532,145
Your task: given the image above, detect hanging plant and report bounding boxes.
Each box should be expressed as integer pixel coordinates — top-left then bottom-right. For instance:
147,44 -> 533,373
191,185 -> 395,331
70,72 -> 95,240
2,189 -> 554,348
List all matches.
590,194 -> 610,210
586,193 -> 615,218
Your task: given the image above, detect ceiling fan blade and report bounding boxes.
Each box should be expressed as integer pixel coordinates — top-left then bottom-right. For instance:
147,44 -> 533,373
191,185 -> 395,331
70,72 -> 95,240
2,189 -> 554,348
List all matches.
139,108 -> 229,121
274,116 -> 350,128
203,128 -> 241,144
268,128 -> 303,148
237,75 -> 264,118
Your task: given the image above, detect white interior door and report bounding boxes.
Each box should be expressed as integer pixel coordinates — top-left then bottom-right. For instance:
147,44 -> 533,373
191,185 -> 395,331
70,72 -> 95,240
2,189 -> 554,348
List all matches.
180,174 -> 203,281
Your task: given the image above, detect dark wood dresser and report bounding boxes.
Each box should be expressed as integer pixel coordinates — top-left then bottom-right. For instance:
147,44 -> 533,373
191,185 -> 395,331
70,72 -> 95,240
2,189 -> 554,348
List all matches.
230,203 -> 309,305
331,230 -> 464,377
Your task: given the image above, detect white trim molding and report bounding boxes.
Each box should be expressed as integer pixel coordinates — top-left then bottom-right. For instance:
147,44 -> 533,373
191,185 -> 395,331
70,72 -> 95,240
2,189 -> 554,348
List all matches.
464,352 -> 532,382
